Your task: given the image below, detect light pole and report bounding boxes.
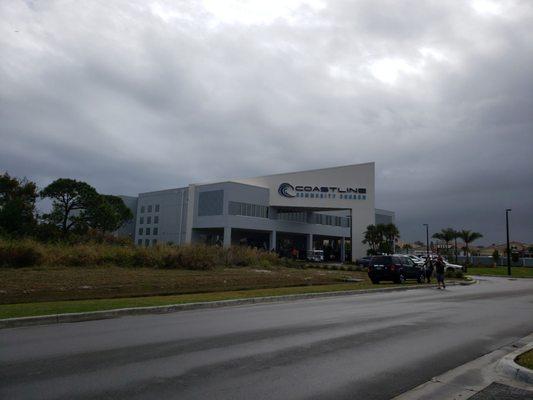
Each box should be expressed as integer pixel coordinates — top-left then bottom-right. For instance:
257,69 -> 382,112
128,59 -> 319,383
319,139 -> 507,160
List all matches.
506,209 -> 512,276
454,232 -> 458,264
423,224 -> 429,258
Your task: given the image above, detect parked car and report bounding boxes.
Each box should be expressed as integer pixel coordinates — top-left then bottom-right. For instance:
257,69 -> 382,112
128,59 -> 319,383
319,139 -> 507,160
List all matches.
356,256 -> 372,267
443,260 -> 465,272
406,254 -> 425,266
307,249 -> 324,262
368,255 -> 425,284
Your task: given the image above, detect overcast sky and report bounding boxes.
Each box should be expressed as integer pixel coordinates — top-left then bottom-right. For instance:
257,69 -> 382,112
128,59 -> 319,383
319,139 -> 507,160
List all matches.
1,0 -> 532,244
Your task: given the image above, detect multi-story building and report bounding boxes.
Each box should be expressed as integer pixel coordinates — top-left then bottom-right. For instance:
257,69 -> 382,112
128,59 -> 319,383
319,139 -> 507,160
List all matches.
119,163 -> 394,262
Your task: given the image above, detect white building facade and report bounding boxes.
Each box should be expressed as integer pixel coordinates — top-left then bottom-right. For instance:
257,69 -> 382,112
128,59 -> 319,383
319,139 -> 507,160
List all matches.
123,163 -> 394,262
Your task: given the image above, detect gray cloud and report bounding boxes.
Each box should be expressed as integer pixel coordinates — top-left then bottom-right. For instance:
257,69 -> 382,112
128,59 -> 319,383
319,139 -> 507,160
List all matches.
1,0 -> 532,244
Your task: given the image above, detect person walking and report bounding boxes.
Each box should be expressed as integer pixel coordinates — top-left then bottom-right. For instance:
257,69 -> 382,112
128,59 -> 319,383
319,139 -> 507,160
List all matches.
435,255 -> 446,289
423,255 -> 434,284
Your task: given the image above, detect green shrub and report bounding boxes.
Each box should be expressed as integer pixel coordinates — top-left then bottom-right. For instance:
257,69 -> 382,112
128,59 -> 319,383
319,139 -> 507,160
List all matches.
176,245 -> 219,270
99,245 -> 136,267
61,244 -> 101,267
0,239 -> 284,270
258,258 -> 272,268
0,240 -> 43,268
132,246 -> 162,268
445,269 -> 459,278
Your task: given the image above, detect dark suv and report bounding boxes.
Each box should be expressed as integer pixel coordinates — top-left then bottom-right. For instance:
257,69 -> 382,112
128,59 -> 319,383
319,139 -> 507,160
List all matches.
368,255 -> 424,284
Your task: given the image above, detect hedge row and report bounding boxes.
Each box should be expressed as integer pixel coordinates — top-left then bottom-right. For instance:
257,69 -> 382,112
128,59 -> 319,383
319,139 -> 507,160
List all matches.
0,239 -> 279,270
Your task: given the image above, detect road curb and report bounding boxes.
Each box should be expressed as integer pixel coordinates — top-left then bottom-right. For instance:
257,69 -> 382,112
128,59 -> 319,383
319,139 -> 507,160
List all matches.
0,279 -> 476,329
469,274 -> 533,279
496,341 -> 533,384
393,332 -> 533,400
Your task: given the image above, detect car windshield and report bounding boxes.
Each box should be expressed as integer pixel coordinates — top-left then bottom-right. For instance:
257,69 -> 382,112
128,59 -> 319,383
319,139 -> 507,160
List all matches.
371,256 -> 392,264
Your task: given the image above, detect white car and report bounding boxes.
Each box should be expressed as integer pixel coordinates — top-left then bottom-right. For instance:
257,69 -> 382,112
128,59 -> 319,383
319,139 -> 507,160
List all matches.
444,260 -> 465,272
307,250 -> 324,262
407,255 -> 425,266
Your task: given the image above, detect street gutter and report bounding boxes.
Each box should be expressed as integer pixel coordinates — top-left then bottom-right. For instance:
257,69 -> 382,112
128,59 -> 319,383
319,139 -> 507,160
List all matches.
0,279 -> 476,329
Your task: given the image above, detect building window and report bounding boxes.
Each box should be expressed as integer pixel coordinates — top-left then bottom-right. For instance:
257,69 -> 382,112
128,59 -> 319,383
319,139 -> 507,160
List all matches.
140,206 -> 145,213
154,216 -> 159,224
147,216 -> 152,224
145,239 -> 150,246
152,239 -> 157,245
138,228 -> 143,235
155,204 -> 160,212
147,205 -> 153,212
146,227 -> 151,235
139,216 -> 144,224
153,227 -> 158,235
137,239 -> 142,245
228,201 -> 268,218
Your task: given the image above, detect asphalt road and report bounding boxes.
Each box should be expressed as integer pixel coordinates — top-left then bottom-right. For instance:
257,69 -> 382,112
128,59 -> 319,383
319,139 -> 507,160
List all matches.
1,276 -> 533,400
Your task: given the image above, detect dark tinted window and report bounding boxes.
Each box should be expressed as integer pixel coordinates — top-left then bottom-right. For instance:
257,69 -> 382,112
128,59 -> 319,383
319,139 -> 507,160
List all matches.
393,257 -> 403,264
371,256 -> 392,264
402,257 -> 414,266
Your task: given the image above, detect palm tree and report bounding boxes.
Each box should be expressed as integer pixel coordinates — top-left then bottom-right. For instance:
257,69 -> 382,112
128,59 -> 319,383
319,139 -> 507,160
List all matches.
363,225 -> 381,255
402,243 -> 412,254
432,232 -> 444,253
459,230 -> 483,268
383,223 -> 400,254
432,228 -> 456,256
451,229 -> 460,264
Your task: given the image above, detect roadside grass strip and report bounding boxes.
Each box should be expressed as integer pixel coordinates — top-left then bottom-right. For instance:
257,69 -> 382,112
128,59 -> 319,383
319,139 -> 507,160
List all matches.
516,349 -> 533,370
468,267 -> 533,278
0,281 -> 418,319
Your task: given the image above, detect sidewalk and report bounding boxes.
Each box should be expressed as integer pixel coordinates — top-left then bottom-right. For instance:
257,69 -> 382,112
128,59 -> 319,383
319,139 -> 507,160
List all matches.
393,333 -> 533,400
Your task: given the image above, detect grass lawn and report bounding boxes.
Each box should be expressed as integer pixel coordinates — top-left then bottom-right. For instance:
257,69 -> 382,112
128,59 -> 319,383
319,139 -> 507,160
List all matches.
0,281 -> 413,319
0,264 -> 442,319
0,264 -> 469,319
468,267 -> 533,278
515,349 -> 533,370
0,265 -> 370,304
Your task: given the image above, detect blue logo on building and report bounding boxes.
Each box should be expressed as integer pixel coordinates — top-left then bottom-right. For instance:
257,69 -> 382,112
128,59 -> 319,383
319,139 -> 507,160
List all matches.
278,183 -> 295,198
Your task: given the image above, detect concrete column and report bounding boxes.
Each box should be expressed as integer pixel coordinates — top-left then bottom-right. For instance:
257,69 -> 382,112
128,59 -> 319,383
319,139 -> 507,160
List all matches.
223,227 -> 232,248
184,184 -> 196,244
270,230 -> 277,251
307,234 -> 314,256
340,237 -> 346,263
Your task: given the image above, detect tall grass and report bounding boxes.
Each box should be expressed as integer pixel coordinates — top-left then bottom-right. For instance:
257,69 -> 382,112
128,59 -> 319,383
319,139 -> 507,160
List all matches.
0,238 -> 279,270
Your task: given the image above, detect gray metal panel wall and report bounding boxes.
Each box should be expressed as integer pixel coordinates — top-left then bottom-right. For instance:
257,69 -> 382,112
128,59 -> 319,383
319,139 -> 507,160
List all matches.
198,190 -> 223,216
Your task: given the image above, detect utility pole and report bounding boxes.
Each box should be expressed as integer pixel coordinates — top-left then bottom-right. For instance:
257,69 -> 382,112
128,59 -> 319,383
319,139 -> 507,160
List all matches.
423,224 -> 429,258
506,209 -> 512,276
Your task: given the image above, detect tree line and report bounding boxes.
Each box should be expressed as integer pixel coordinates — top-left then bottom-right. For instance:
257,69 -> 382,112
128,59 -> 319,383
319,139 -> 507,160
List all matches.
0,172 -> 132,240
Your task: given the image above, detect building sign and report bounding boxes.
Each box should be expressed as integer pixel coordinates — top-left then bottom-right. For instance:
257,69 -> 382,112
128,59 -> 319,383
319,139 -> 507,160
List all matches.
278,183 -> 367,200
